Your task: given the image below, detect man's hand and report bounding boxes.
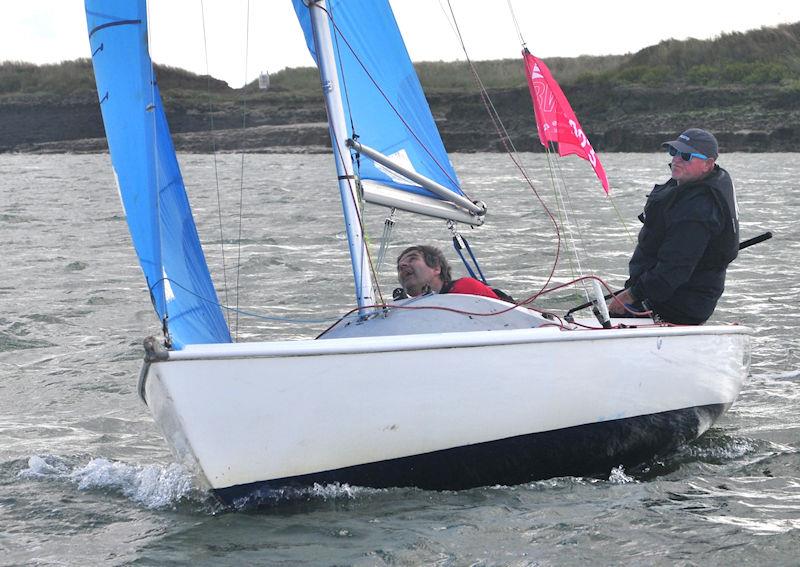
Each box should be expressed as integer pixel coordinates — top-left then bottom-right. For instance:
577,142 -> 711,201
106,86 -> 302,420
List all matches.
608,289 -> 636,316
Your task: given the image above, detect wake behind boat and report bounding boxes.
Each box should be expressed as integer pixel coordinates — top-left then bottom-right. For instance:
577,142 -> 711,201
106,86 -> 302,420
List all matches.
85,0 -> 751,505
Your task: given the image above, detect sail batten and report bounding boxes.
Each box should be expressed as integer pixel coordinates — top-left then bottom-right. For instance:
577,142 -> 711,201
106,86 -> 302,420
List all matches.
85,0 -> 231,348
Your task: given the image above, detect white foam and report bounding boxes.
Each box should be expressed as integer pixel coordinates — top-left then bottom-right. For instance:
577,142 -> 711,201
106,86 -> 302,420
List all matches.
21,454 -> 71,477
19,455 -> 195,509
608,466 -> 636,484
683,436 -> 759,461
231,481 -> 384,509
309,482 -> 374,499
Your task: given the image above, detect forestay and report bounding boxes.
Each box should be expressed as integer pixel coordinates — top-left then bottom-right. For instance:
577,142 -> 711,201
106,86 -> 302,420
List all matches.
85,0 -> 231,348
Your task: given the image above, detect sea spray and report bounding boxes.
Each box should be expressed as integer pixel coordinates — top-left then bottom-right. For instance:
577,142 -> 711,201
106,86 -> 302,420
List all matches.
608,466 -> 636,484
20,455 -> 195,509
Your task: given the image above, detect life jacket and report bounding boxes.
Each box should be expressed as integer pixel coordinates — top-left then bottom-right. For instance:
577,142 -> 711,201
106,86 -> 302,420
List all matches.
628,165 -> 740,324
440,278 -> 515,303
393,278 -> 515,303
638,165 -> 739,268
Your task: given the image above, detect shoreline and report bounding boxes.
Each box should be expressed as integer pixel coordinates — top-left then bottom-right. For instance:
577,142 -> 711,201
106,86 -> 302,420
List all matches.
5,131 -> 796,155
3,84 -> 800,155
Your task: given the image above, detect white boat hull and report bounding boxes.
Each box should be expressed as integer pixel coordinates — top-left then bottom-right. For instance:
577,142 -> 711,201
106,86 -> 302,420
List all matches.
139,297 -> 751,504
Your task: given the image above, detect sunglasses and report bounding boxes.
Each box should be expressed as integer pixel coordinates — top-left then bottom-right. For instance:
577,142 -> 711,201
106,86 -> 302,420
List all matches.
668,146 -> 708,162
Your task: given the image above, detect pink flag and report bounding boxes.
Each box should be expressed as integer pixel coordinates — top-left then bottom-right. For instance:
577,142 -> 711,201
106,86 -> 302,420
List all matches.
523,50 -> 609,193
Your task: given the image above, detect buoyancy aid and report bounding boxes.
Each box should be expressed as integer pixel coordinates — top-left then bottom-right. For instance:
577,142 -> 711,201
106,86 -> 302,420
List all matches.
627,165 -> 740,324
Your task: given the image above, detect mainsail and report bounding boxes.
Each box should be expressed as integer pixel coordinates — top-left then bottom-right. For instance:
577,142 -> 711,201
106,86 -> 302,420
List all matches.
292,0 -> 483,224
523,50 -> 609,193
85,0 -> 231,348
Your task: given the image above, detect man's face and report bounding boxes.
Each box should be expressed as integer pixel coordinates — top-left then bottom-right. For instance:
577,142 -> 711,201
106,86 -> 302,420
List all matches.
397,250 -> 441,296
670,151 -> 714,185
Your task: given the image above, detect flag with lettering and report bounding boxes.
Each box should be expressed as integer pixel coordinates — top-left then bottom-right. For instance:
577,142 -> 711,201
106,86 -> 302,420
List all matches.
523,50 -> 609,193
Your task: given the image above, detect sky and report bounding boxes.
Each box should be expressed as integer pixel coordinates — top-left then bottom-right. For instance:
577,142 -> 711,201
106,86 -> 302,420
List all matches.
3,1 -> 800,88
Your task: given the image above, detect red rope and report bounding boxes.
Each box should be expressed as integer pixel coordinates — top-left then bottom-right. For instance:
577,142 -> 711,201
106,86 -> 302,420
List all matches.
316,273 -> 672,338
444,0 -> 563,301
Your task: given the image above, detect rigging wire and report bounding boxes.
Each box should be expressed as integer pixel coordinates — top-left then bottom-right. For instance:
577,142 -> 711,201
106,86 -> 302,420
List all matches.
502,0 -> 633,299
544,146 -> 582,288
375,208 -> 397,273
329,1 -> 358,148
321,11 -> 470,202
310,2 -> 386,306
545,145 -> 592,301
610,197 -> 637,244
328,105 -> 387,307
506,0 -> 634,250
317,271 -> 662,338
506,0 -> 526,49
550,153 -> 591,258
327,1 -> 385,304
199,0 -> 231,330
233,0 -> 251,340
444,0 -> 563,300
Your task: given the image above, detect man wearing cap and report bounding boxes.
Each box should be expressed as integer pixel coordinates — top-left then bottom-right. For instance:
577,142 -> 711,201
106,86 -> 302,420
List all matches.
609,128 -> 740,324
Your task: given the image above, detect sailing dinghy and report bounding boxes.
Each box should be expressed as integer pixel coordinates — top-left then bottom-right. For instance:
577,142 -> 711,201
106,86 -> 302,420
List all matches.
85,0 -> 751,505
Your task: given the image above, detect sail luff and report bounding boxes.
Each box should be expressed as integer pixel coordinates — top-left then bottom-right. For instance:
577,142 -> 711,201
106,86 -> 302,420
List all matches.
85,0 -> 231,348
85,1 -> 165,319
308,0 -> 375,313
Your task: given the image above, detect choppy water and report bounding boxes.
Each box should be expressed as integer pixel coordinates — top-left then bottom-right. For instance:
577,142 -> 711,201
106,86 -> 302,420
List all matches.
1,152 -> 798,565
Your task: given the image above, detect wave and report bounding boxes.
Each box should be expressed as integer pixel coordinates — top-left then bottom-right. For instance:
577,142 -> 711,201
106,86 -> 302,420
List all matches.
18,454 -> 199,510
16,454 -> 395,512
229,481 -> 389,510
751,368 -> 800,381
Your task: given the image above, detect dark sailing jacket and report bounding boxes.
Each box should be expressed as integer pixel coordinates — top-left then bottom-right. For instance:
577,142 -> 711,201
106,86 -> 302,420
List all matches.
626,165 -> 739,324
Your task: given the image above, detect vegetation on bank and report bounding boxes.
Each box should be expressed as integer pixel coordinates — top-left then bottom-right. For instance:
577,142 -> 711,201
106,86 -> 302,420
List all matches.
2,21 -> 798,99
588,22 -> 800,87
0,60 -> 95,96
0,59 -> 232,98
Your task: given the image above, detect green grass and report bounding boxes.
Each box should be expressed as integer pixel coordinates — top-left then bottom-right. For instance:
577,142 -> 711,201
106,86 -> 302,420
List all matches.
2,20 -> 798,98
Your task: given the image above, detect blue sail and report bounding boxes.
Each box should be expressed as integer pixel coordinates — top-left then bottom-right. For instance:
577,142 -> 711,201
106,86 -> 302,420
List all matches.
85,0 -> 231,349
292,0 -> 464,200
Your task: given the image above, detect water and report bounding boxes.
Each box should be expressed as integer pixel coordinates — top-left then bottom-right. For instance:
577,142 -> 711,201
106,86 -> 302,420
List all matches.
1,152 -> 798,565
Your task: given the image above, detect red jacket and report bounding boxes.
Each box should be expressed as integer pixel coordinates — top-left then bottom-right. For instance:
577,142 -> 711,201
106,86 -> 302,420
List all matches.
441,278 -> 500,299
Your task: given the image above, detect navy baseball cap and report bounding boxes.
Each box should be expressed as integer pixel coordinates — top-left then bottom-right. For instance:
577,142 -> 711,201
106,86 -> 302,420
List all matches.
662,128 -> 719,159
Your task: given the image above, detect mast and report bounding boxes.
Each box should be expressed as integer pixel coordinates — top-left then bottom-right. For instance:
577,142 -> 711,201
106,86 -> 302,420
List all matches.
308,0 -> 375,315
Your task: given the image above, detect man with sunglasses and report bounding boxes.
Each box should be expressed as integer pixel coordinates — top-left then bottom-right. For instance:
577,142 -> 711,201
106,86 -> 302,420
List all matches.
609,128 -> 740,324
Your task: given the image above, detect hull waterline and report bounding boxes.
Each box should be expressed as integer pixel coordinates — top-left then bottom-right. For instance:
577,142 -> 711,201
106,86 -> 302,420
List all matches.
214,402 -> 728,505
